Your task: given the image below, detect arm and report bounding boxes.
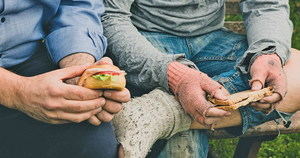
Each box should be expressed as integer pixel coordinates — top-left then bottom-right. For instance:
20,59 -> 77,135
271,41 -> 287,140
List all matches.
0,66 -> 104,124
0,68 -> 23,109
45,0 -> 107,65
237,0 -> 292,106
103,0 -> 231,125
102,0 -> 195,91
48,0 -> 130,125
237,0 -> 293,73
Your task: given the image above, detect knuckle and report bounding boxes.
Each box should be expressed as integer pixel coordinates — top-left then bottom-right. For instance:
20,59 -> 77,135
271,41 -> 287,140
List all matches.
108,102 -> 122,113
44,102 -> 59,110
45,111 -> 58,119
99,112 -> 113,122
70,88 -> 86,100
73,105 -> 83,112
48,86 -> 63,96
103,115 -> 113,122
74,90 -> 85,100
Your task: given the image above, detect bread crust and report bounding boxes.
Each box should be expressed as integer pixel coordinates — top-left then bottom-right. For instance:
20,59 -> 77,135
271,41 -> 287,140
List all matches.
208,87 -> 273,111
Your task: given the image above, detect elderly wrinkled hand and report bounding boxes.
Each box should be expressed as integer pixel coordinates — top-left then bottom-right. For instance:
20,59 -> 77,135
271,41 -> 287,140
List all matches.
249,54 -> 287,110
168,62 -> 231,126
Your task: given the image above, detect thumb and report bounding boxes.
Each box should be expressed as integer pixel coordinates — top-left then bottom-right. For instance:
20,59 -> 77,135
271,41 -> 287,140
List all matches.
213,87 -> 230,100
250,62 -> 267,90
251,80 -> 263,90
249,71 -> 266,91
95,57 -> 113,65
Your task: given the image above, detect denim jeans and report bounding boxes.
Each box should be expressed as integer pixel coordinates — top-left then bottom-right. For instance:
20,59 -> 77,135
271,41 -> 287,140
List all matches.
0,45 -> 118,158
140,28 -> 288,158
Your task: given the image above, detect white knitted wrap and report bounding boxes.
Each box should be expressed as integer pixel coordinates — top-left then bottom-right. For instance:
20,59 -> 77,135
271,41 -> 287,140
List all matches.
113,88 -> 192,158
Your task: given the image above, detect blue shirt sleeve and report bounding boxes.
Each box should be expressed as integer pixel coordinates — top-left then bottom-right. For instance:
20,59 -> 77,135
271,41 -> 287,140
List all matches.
45,0 -> 107,64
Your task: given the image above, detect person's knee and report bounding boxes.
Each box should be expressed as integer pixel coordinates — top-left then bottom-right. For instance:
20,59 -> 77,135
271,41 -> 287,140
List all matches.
79,123 -> 118,158
58,122 -> 118,158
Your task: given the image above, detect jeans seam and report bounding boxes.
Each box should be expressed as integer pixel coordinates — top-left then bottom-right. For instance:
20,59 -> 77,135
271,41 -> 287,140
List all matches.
185,38 -> 193,59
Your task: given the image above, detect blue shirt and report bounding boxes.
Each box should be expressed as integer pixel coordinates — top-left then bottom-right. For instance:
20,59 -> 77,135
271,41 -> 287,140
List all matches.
0,0 -> 107,68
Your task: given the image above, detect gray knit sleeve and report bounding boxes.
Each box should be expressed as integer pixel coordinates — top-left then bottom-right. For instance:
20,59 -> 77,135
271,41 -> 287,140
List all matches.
236,0 -> 293,73
102,0 -> 196,92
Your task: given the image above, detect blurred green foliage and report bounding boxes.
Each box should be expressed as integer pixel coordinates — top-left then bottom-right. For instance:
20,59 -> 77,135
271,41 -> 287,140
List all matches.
290,1 -> 300,49
210,2 -> 300,157
210,133 -> 300,158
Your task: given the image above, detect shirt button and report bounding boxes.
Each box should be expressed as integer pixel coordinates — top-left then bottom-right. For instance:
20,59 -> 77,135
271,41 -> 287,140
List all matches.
1,17 -> 5,23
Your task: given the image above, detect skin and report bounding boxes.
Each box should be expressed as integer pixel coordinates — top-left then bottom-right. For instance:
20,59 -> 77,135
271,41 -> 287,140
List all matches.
170,62 -> 232,125
119,50 -> 300,157
0,53 -> 130,125
59,53 -> 131,125
191,49 -> 300,129
0,65 -> 103,124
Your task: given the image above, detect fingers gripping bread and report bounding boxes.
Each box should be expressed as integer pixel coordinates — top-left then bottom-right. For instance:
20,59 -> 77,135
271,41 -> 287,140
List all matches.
208,87 -> 274,111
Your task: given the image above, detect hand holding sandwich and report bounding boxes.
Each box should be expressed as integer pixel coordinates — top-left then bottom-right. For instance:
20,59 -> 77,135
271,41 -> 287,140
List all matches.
78,57 -> 130,126
60,54 -> 130,126
1,65 -> 104,124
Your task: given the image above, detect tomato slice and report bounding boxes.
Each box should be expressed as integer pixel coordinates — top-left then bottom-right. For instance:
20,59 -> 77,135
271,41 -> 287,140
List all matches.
95,71 -> 120,76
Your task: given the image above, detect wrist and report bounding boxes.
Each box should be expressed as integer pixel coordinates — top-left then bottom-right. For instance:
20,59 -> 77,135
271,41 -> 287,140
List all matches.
0,69 -> 26,109
257,53 -> 282,65
167,62 -> 193,94
59,52 -> 95,68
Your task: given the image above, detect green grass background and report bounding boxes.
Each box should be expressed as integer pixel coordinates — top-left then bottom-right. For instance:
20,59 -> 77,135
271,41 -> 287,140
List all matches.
210,1 -> 300,157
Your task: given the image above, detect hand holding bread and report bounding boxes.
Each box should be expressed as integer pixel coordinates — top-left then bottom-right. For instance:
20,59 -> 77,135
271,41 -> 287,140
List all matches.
208,87 -> 274,111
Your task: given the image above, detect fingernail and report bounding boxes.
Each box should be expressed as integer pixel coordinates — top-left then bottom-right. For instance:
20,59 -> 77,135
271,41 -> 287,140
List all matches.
215,90 -> 227,100
259,99 -> 266,103
252,85 -> 259,90
225,112 -> 231,116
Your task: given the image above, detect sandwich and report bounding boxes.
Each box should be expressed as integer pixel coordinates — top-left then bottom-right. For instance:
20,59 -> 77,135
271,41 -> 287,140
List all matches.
78,64 -> 126,90
207,87 -> 273,111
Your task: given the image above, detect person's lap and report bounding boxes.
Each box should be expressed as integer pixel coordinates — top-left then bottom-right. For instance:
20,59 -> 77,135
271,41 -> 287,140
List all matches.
140,28 -> 288,157
0,45 -> 118,158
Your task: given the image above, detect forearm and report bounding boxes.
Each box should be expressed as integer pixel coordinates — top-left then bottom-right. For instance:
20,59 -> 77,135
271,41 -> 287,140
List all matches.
237,0 -> 293,73
103,15 -> 172,91
190,110 -> 242,129
103,1 -> 197,91
0,68 -> 24,109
